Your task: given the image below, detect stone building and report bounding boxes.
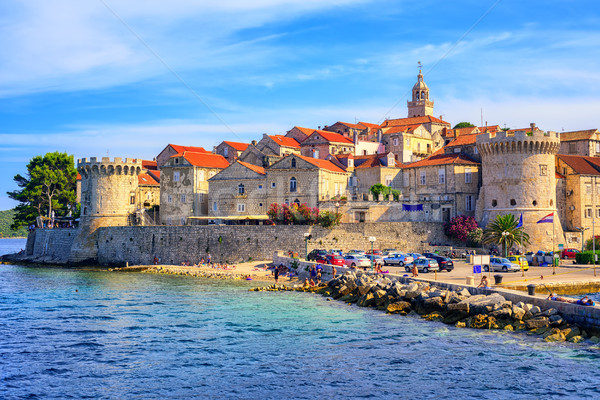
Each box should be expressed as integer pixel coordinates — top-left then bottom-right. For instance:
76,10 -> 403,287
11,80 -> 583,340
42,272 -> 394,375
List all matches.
351,152 -> 402,194
155,144 -> 209,169
136,171 -> 160,210
381,124 -> 434,163
443,133 -> 481,162
476,129 -> 565,251
208,160 -> 267,218
214,141 -> 249,164
402,153 -> 481,222
555,154 -> 600,246
559,129 -> 600,157
285,126 -> 314,144
407,69 -> 434,118
238,134 -> 301,167
160,151 -> 229,225
323,121 -> 379,142
299,130 -> 355,160
266,154 -> 350,207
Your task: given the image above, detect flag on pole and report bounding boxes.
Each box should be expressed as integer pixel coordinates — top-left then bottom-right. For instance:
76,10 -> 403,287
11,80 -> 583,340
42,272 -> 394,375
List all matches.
516,213 -> 523,228
536,212 -> 554,224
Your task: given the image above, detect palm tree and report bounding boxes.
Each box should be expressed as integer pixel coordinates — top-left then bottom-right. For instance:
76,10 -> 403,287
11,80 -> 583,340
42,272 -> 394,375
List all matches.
482,214 -> 530,257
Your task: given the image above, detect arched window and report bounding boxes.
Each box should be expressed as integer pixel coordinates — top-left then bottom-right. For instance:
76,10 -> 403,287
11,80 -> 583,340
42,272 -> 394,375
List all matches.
291,158 -> 296,168
238,184 -> 245,195
294,198 -> 300,206
290,177 -> 297,192
416,92 -> 420,100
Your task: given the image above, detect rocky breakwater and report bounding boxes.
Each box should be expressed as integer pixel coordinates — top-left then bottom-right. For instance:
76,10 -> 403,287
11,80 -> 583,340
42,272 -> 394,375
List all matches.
252,272 -> 599,345
122,265 -> 255,281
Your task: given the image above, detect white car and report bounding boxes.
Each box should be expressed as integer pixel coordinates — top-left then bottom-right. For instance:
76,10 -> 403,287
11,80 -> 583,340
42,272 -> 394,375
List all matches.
383,253 -> 414,266
484,257 -> 521,272
343,255 -> 371,268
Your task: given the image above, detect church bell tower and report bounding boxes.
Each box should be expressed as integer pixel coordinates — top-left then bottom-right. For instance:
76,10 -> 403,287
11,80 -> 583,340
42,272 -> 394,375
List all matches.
407,62 -> 434,117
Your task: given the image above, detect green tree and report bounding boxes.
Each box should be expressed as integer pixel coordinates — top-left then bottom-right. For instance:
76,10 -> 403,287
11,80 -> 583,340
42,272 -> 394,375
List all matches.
452,122 -> 475,129
482,214 -> 530,257
7,152 -> 77,229
369,183 -> 401,200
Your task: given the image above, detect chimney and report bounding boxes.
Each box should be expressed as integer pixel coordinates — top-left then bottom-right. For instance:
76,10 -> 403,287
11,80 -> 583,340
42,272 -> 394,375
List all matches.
252,140 -> 257,146
318,126 -> 321,130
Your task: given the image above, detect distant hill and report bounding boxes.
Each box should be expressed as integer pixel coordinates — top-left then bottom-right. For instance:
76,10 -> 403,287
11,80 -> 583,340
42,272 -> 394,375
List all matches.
0,209 -> 28,238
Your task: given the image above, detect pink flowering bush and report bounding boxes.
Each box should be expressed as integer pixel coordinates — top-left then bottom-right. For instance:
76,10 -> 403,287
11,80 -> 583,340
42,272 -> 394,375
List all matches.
444,215 -> 479,243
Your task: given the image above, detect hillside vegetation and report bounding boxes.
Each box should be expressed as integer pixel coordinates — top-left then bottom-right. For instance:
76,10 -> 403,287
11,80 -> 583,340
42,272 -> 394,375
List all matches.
0,209 -> 28,238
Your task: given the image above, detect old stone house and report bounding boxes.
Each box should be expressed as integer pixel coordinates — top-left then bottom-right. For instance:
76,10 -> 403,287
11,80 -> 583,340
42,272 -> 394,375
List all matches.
443,133 -> 481,162
208,160 -> 267,218
299,130 -> 355,160
350,152 -> 402,194
160,151 -> 229,225
214,141 -> 249,164
155,144 -> 210,169
559,129 -> 600,157
402,153 -> 481,222
266,154 -> 350,207
381,124 -> 434,163
285,126 -> 314,144
238,134 -> 301,167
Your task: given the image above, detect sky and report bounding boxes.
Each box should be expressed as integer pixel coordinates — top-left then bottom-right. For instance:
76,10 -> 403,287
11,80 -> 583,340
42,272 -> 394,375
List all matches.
1,0 -> 600,210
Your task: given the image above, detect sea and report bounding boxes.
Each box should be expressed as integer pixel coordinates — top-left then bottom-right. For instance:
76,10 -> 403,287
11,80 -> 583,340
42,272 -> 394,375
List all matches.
1,238 -> 600,399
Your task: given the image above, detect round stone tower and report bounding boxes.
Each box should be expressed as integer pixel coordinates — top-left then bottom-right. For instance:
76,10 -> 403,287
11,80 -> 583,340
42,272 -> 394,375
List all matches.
78,157 -> 143,229
476,126 -> 564,252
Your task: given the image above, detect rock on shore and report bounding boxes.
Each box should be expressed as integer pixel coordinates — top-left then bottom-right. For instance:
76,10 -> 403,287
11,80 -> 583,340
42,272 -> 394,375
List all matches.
251,271 -> 596,345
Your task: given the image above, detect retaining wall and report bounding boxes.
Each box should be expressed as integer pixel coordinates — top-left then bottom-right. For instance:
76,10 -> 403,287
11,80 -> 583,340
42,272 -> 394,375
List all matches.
27,229 -> 78,263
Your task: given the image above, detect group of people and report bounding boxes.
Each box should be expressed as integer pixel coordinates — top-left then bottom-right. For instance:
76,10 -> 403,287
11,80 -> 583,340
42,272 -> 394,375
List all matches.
272,263 -> 296,283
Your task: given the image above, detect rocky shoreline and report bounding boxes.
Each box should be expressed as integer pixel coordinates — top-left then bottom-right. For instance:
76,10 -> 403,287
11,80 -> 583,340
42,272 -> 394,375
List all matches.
130,265 -> 265,281
251,271 -> 600,345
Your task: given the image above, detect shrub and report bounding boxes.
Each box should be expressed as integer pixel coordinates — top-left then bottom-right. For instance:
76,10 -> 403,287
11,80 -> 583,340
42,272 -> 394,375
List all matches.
267,203 -> 340,227
444,215 -> 479,243
585,237 -> 600,251
467,227 -> 483,247
369,184 -> 401,200
575,251 -> 600,265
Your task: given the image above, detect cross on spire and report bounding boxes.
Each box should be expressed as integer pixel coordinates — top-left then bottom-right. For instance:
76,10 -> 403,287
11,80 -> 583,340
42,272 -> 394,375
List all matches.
418,61 -> 423,72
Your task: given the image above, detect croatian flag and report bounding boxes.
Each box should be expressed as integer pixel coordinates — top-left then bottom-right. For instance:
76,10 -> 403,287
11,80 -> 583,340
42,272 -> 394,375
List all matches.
536,212 -> 554,224
516,213 -> 523,228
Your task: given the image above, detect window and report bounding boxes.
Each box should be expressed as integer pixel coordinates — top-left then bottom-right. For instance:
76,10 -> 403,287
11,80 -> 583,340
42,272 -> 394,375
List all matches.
597,208 -> 600,218
417,143 -> 421,152
420,171 -> 426,185
258,184 -> 263,190
271,182 -> 276,188
181,218 -> 186,225
466,195 -> 473,211
130,194 -> 135,205
167,195 -> 172,203
237,204 -> 245,212
173,171 -> 180,182
348,158 -> 354,168
492,199 -> 497,207
213,202 -> 217,211
569,143 -> 576,153
285,199 -> 289,206
312,148 -> 319,158
403,171 -> 410,187
586,184 -> 592,195
335,183 -> 340,195
465,168 -> 472,183
393,138 -> 399,146
585,208 -> 592,218
238,184 -> 245,195
181,194 -> 186,203
510,199 -> 516,206
539,165 -> 547,176
294,199 -> 300,205
474,147 -> 478,154
454,148 -> 461,153
291,158 -> 296,168
259,203 -> 263,207
438,168 -> 445,184
290,177 -> 297,192
223,147 -> 229,158
385,175 -> 393,186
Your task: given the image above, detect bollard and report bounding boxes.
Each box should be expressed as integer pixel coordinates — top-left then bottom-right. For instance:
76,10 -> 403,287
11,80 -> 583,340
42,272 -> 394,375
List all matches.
493,274 -> 503,284
126,262 -> 129,268
527,284 -> 536,296
466,276 -> 474,286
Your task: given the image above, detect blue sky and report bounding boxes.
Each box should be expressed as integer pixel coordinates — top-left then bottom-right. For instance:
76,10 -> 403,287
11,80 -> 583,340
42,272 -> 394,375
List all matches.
2,0 -> 600,210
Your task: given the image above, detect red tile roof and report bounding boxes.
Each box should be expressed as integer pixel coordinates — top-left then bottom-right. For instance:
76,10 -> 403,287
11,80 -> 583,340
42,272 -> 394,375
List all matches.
142,159 -> 158,170
138,173 -> 159,186
453,126 -> 479,136
359,121 -> 380,129
445,133 -> 480,147
335,121 -> 365,130
169,144 -> 209,154
478,125 -> 500,133
380,115 -> 449,128
555,171 -> 565,179
76,173 -> 82,180
353,153 -> 400,169
404,153 -> 480,168
148,170 -> 161,182
560,129 -> 599,142
307,130 -> 354,144
237,160 -> 266,175
173,151 -> 229,169
223,141 -> 249,151
556,154 -> 600,175
296,154 -> 347,173
291,126 -> 316,135
269,135 -> 300,148
383,124 -> 423,135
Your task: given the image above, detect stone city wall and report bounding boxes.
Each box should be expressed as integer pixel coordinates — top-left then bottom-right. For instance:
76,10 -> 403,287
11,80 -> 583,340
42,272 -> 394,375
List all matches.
26,229 -> 78,263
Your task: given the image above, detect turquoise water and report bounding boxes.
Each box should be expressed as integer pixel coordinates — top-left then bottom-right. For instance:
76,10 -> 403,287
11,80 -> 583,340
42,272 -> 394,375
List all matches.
2,239 -> 600,399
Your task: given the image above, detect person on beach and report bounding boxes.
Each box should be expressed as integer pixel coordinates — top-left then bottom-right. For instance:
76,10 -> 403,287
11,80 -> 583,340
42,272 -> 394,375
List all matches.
411,264 -> 418,277
310,265 -> 317,282
153,256 -> 159,265
303,278 -> 310,288
274,266 -> 279,284
332,265 -> 337,279
207,253 -> 211,264
309,278 -> 315,287
316,268 -> 322,284
478,276 -> 490,289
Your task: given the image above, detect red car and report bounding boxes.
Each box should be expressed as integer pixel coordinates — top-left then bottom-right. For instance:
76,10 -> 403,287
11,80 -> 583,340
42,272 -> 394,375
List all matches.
365,249 -> 382,255
325,255 -> 345,266
561,248 -> 580,259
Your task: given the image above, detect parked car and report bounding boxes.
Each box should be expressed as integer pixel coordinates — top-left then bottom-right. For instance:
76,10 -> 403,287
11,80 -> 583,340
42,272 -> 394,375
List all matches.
325,254 -> 345,266
365,249 -> 382,255
382,248 -> 397,256
407,252 -> 426,260
328,249 -> 343,256
484,257 -> 521,272
364,254 -> 384,265
315,255 -> 328,264
405,258 -> 439,273
561,248 -> 580,259
343,255 -> 371,268
307,249 -> 328,261
423,253 -> 454,271
383,253 -> 414,266
507,255 -> 529,271
346,249 -> 365,256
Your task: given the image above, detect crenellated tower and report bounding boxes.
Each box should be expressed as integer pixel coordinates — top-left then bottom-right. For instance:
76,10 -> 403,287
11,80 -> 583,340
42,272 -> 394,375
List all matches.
476,126 -> 564,251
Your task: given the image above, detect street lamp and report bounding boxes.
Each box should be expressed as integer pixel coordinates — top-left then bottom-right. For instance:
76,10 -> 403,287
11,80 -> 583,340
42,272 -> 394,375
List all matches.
335,201 -> 340,222
501,231 -> 509,258
304,232 -> 310,260
368,236 -> 376,272
576,226 -> 589,253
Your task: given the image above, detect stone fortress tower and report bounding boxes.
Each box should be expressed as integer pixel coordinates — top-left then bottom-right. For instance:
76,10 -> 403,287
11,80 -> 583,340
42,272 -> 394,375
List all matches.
476,125 -> 565,251
407,67 -> 434,117
69,157 -> 143,262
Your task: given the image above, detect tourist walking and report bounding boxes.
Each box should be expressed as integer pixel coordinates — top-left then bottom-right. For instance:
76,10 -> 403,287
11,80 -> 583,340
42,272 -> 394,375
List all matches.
274,266 -> 279,284
332,265 -> 337,278
411,263 -> 418,277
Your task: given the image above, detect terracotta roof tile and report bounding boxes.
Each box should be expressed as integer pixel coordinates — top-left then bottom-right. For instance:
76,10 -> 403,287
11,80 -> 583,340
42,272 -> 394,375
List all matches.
478,125 -> 500,133
560,129 -> 599,142
335,121 -> 365,130
291,126 -> 316,135
555,171 -> 565,179
353,153 -> 400,169
223,141 -> 249,151
169,144 -> 209,154
383,124 -> 423,134
237,160 -> 266,175
380,115 -> 449,128
358,121 -> 380,129
445,133 -> 480,147
173,151 -> 229,169
148,170 -> 161,182
453,127 -> 479,136
404,153 -> 480,168
307,130 -> 354,144
557,154 -> 600,175
296,154 -> 347,173
138,173 -> 159,186
142,159 -> 158,170
269,135 -> 300,148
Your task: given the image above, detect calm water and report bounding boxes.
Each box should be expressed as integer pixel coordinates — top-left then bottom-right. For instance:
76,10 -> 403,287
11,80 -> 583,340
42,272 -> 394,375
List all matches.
2,239 -> 600,399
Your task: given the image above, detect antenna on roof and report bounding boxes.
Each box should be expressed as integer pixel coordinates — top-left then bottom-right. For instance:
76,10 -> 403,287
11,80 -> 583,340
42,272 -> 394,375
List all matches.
480,108 -> 483,127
